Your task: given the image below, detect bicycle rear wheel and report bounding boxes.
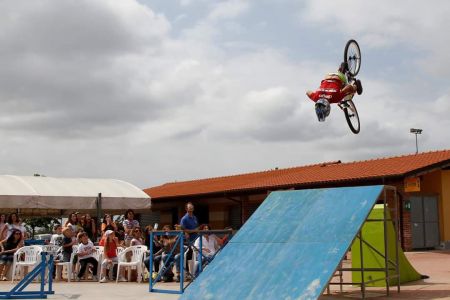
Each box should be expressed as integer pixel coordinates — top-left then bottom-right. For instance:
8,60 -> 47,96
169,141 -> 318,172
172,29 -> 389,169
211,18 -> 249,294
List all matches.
343,100 -> 360,134
344,40 -> 361,77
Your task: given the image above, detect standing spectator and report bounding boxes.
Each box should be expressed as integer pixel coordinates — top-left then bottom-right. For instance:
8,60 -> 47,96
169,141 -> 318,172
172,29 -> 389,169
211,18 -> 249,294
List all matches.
0,214 -> 7,241
65,212 -> 80,235
61,227 -> 76,263
0,229 -> 23,280
180,202 -> 199,240
101,214 -> 117,235
81,214 -> 96,242
180,202 -> 199,277
0,213 -> 26,241
122,209 -> 139,246
76,232 -> 98,281
50,224 -> 64,247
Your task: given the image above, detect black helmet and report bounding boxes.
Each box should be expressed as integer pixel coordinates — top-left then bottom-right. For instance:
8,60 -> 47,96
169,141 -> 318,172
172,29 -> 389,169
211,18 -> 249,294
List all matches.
315,98 -> 330,122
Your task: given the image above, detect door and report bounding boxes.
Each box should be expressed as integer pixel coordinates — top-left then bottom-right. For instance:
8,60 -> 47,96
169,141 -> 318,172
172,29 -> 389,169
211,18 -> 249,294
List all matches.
410,196 -> 440,249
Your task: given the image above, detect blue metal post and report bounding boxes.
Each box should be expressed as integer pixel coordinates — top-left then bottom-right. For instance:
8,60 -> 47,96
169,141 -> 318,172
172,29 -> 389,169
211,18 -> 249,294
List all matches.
149,231 -> 154,292
47,254 -> 54,294
179,232 -> 184,292
40,253 -> 46,298
198,232 -> 203,273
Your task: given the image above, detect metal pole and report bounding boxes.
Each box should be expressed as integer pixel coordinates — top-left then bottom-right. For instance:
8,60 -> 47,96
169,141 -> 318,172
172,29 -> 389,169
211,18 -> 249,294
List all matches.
359,231 -> 365,299
199,233 -> 203,273
96,193 -> 102,242
394,190 -> 400,293
179,232 -> 184,292
383,188 -> 390,296
149,231 -> 154,292
415,134 -> 418,154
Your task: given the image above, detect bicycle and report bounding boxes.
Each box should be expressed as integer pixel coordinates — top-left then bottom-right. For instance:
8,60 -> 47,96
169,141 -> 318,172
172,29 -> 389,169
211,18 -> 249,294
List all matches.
337,39 -> 362,134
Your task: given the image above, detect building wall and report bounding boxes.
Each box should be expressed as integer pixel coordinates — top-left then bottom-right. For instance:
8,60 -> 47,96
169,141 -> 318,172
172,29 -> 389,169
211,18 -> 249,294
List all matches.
441,170 -> 450,241
146,171 -> 449,251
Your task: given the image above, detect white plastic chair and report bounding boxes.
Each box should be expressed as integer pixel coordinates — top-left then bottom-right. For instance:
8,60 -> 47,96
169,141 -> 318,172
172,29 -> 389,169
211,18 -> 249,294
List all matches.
11,246 -> 43,283
90,246 -> 103,278
99,246 -> 125,281
116,245 -> 147,283
55,245 -> 78,282
41,245 -> 61,256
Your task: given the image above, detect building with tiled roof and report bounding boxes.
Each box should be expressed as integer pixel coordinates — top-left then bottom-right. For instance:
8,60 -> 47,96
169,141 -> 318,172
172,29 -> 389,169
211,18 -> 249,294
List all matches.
144,149 -> 450,251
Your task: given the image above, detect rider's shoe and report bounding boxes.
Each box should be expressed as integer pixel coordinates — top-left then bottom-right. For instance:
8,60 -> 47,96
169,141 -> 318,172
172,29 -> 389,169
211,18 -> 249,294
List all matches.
355,79 -> 363,95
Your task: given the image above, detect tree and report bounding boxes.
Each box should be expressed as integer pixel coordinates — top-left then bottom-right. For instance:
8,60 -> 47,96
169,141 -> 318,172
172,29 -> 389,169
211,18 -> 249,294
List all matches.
23,217 -> 60,238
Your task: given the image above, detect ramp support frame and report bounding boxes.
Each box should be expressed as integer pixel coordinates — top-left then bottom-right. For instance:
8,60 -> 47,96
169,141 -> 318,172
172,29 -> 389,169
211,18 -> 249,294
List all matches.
326,185 -> 400,299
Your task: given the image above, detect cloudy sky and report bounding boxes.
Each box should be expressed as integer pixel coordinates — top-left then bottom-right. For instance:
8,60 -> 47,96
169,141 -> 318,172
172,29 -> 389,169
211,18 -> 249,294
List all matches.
1,0 -> 449,189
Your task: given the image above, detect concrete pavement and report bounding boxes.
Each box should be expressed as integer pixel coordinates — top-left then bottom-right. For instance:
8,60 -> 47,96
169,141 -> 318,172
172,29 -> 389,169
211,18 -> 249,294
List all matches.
1,251 -> 449,299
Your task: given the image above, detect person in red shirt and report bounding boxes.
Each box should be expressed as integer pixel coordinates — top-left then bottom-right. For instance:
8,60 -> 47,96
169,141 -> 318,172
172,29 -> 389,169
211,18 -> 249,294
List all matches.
306,62 -> 362,122
99,230 -> 126,283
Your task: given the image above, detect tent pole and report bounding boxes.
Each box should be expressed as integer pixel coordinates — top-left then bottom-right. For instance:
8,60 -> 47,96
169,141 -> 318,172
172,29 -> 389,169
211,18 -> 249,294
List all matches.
96,193 -> 102,242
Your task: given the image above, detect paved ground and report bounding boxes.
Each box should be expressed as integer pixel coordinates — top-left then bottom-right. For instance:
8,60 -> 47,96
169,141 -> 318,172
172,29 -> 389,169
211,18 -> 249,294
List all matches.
322,250 -> 450,299
0,251 -> 449,299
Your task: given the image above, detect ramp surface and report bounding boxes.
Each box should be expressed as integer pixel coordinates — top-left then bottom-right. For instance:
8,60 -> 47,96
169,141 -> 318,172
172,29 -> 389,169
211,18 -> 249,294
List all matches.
180,185 -> 384,300
352,204 -> 422,286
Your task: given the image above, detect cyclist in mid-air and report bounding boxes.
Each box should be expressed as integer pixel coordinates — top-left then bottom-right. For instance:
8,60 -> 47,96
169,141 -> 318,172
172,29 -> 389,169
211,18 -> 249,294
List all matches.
306,62 -> 362,122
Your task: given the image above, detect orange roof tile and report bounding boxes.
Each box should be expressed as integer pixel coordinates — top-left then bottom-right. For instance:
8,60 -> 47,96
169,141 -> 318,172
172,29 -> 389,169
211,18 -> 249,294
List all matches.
144,149 -> 450,199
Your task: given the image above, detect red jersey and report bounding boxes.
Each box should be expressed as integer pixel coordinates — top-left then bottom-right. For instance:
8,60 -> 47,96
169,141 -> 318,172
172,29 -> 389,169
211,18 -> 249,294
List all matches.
309,78 -> 345,104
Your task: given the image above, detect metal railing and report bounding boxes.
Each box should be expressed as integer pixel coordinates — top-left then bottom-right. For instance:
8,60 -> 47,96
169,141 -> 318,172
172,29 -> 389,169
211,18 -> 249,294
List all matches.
149,229 -> 233,294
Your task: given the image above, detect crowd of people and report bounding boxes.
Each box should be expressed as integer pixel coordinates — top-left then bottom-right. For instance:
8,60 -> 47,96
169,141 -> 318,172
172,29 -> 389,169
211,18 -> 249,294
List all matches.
0,204 -> 232,283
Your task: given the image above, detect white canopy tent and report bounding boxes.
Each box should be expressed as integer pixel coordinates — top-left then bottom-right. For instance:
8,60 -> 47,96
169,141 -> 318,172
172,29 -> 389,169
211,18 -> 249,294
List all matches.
0,175 -> 151,216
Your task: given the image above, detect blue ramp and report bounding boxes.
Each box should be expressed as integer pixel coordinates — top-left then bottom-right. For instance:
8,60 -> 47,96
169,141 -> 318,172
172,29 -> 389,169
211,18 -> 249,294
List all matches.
180,185 -> 384,300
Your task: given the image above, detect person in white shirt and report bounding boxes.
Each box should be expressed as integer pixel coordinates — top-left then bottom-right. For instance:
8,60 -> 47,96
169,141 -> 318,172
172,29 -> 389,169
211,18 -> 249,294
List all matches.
50,224 -> 64,247
194,224 -> 219,260
76,232 -> 98,281
0,213 -> 26,241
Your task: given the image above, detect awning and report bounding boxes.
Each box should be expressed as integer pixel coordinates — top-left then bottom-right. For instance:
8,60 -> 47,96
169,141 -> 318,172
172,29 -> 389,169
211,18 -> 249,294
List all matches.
0,175 -> 151,214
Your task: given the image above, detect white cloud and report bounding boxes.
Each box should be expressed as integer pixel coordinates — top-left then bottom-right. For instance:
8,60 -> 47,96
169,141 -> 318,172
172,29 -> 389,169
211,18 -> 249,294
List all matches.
300,0 -> 450,76
207,0 -> 250,21
0,0 -> 449,188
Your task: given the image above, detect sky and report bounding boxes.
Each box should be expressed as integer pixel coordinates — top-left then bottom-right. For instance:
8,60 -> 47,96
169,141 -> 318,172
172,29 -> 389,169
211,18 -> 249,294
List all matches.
0,0 -> 449,189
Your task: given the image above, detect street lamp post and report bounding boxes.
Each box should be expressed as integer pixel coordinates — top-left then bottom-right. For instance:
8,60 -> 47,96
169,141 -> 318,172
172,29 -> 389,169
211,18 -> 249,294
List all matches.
410,128 -> 423,154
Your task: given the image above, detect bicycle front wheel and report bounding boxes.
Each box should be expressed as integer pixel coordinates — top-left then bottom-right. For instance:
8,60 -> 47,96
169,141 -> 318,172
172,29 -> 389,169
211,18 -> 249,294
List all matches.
344,100 -> 360,134
344,40 -> 361,77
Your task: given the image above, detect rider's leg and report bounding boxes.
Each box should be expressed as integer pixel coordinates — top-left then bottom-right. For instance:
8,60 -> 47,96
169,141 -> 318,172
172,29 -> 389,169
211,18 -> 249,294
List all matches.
306,90 -> 316,101
341,83 -> 356,96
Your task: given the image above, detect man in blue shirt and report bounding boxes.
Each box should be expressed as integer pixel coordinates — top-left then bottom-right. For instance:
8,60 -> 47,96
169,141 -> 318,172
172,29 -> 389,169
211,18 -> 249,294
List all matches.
180,202 -> 199,238
180,202 -> 198,279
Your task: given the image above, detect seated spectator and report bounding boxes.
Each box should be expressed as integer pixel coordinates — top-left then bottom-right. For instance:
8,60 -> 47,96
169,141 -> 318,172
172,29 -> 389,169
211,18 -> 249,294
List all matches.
217,227 -> 233,247
144,225 -> 161,254
158,225 -> 182,282
0,229 -> 24,280
50,224 -> 64,247
99,230 -> 126,283
76,232 -> 98,281
130,227 -> 144,246
194,224 -> 219,261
